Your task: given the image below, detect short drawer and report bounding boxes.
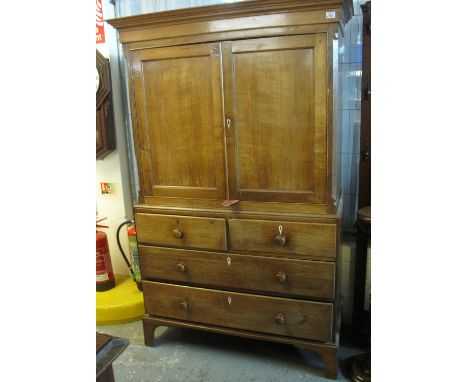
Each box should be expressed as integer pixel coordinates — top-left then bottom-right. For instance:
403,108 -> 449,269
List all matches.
140,246 -> 335,300
143,281 -> 333,342
135,213 -> 227,251
229,219 -> 336,259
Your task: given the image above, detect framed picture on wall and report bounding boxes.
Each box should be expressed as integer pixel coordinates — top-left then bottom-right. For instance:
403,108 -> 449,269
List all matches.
96,49 -> 116,159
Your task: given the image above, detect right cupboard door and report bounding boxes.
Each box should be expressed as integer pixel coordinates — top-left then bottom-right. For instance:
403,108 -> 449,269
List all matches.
223,34 -> 328,204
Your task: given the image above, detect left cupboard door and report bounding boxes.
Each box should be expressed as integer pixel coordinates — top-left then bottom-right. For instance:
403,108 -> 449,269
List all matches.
129,43 -> 226,200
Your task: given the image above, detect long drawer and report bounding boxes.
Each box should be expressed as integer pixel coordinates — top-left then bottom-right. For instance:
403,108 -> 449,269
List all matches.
229,219 -> 336,259
140,246 -> 335,300
135,213 -> 227,251
143,281 -> 333,342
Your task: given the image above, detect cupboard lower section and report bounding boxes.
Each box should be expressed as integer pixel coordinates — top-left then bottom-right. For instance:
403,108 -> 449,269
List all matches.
136,210 -> 341,379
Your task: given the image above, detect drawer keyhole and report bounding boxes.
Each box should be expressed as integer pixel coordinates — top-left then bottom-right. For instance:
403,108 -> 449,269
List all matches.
227,257 -> 231,267
274,225 -> 287,246
227,296 -> 232,305
179,301 -> 188,311
172,220 -> 183,239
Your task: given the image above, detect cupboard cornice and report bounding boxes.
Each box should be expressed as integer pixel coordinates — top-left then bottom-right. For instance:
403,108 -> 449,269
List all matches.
107,0 -> 353,44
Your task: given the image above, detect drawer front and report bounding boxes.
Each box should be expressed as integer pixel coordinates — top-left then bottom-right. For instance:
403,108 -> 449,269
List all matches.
135,213 -> 227,251
229,219 -> 336,259
140,246 -> 335,300
143,281 -> 333,342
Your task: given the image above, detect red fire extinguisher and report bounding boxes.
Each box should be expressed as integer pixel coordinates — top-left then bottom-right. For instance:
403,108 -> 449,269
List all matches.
96,217 -> 116,291
117,220 -> 142,291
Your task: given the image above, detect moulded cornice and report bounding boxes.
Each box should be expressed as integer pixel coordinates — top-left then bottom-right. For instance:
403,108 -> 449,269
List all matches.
107,0 -> 354,31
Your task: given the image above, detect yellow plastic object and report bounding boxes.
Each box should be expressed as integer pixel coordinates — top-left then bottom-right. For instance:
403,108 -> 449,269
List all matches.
96,275 -> 144,325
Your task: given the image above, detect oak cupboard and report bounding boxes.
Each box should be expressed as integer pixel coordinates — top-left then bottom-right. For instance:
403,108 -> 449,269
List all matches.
108,0 -> 352,378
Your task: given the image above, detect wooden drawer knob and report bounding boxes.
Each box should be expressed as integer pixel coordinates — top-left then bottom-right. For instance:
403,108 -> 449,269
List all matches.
274,313 -> 285,325
274,234 -> 287,246
176,262 -> 187,272
275,272 -> 287,283
172,227 -> 183,239
179,301 -> 188,311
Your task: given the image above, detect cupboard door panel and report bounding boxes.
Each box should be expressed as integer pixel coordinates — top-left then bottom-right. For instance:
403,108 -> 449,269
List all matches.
131,43 -> 226,200
223,34 -> 327,204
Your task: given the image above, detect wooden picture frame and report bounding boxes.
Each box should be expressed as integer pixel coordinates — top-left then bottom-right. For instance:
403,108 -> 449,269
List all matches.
96,49 -> 116,159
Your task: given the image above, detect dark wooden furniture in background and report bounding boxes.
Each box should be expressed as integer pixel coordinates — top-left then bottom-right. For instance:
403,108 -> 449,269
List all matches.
96,49 -> 116,159
108,1 -> 353,378
96,332 -> 129,382
358,1 -> 371,209
353,206 -> 371,331
346,206 -> 371,382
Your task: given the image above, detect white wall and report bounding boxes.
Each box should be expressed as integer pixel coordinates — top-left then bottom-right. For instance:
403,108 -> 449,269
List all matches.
96,0 -> 134,276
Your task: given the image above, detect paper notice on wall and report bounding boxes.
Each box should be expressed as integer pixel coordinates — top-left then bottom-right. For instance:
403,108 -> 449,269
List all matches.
96,0 -> 105,44
101,182 -> 117,195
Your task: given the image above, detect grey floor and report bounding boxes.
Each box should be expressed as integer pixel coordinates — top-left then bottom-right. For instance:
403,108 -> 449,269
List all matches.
97,320 -> 364,382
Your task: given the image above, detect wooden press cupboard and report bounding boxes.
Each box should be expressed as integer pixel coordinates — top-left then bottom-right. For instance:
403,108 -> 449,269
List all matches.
108,0 -> 353,378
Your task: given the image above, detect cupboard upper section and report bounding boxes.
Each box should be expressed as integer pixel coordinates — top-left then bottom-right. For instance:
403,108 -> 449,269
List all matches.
107,0 -> 353,215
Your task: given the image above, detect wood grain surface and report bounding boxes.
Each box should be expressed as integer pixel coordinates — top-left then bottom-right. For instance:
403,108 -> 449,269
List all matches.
131,43 -> 226,200
143,281 -> 333,342
140,246 -> 335,300
135,213 -> 227,251
229,218 -> 336,259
